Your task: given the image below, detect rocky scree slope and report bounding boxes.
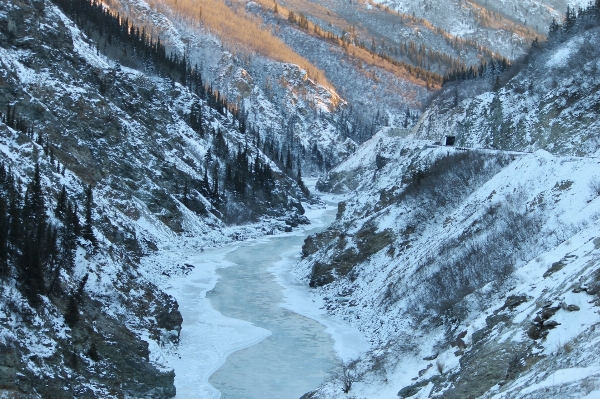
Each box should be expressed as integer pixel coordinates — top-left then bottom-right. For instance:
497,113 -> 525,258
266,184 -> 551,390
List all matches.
0,0 -> 312,396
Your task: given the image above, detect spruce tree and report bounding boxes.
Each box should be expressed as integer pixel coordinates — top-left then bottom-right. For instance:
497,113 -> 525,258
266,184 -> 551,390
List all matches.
211,163 -> 220,199
60,201 -> 79,273
27,163 -> 46,228
493,76 -> 501,92
0,196 -> 8,282
204,148 -> 212,167
202,169 -> 210,194
286,149 -> 292,172
18,234 -> 44,306
8,191 -> 22,253
64,294 -> 79,328
564,6 -> 576,32
87,342 -> 100,361
297,168 -> 309,196
82,185 -> 96,247
55,186 -> 67,219
70,202 -> 81,237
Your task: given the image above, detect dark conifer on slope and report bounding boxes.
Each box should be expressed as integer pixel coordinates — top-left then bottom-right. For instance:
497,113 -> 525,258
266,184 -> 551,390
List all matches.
82,185 -> 96,248
64,294 -> 80,328
297,168 -> 309,197
0,195 -> 7,283
0,162 -> 91,305
55,185 -> 67,219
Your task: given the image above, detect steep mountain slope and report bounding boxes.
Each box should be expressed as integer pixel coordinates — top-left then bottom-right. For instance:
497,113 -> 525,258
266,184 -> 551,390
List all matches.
375,0 -> 575,38
0,0 -> 314,396
3,0 -> 599,397
100,0 -> 363,169
300,138 -> 600,399
296,7 -> 600,399
222,0 -> 525,131
100,0 -> 553,148
2,0 -> 311,229
273,0 -> 536,59
412,6 -> 600,156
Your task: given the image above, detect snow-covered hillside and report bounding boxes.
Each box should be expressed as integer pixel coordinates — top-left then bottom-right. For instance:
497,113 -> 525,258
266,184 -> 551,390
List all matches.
100,0 -> 361,172
3,0 -> 600,396
412,10 -> 600,156
300,132 -> 600,397
0,0 -> 316,395
296,9 -> 600,397
106,0 -> 558,148
376,0 -> 574,38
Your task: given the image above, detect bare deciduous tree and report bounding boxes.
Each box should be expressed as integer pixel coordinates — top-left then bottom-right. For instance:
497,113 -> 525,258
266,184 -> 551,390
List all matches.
589,176 -> 600,197
340,360 -> 358,393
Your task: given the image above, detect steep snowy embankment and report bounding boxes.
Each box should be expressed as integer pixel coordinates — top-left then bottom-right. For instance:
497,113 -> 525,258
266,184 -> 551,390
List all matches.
298,136 -> 600,398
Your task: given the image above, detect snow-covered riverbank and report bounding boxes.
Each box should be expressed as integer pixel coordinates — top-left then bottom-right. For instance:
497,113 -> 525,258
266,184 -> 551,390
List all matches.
162,188 -> 369,398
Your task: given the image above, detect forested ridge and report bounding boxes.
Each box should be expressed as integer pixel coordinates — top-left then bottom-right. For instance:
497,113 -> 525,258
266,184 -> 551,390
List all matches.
444,0 -> 600,85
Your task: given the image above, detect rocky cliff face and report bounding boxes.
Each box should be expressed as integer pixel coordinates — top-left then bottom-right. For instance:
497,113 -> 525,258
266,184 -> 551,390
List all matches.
1,0 -> 309,230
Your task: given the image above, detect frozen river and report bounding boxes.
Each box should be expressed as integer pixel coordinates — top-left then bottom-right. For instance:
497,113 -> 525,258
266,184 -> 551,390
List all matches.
166,198 -> 368,398
207,223 -> 338,398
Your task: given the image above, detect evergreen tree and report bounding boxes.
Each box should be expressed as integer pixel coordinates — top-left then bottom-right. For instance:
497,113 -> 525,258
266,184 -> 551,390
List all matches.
8,189 -> 22,253
203,168 -> 210,191
26,163 -> 46,229
82,185 -> 96,247
59,201 -> 80,273
493,76 -> 501,92
297,168 -> 309,196
69,202 -> 81,237
55,185 -> 67,219
77,273 -> 88,298
286,148 -> 292,172
0,195 -> 8,282
87,342 -> 100,361
18,233 -> 44,306
212,164 -> 219,199
64,294 -> 80,328
564,6 -> 576,32
204,148 -> 212,167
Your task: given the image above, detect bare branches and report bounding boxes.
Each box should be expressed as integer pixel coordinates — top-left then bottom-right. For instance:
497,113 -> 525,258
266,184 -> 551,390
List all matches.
340,359 -> 359,393
589,176 -> 600,197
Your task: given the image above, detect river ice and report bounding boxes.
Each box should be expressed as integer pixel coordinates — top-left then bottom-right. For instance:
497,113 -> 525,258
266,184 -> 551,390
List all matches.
164,191 -> 369,398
